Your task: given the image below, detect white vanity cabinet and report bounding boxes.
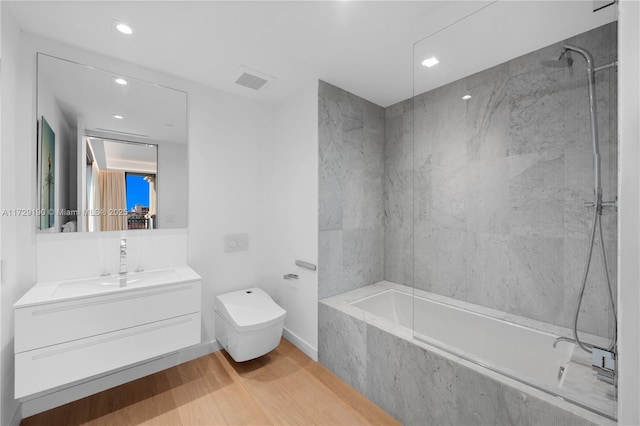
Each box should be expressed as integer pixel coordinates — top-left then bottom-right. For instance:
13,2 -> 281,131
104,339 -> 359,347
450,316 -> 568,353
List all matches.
14,267 -> 201,399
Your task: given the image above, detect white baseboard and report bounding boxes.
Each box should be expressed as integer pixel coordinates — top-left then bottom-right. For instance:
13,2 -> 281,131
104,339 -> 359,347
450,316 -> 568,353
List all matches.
283,327 -> 317,361
20,340 -> 221,419
9,405 -> 21,426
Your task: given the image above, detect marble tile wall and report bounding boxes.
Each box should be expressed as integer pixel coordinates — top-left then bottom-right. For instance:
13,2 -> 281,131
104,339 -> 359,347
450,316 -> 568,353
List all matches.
318,300 -> 605,426
317,303 -> 367,392
318,80 -> 385,299
366,324 -> 604,426
385,23 -> 618,338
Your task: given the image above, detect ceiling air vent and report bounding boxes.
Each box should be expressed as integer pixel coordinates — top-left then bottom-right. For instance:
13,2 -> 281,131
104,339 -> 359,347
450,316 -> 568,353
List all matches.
233,66 -> 275,91
236,73 -> 268,90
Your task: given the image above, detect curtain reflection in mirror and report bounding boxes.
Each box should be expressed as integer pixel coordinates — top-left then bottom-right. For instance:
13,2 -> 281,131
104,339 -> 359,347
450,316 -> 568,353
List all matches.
98,170 -> 127,231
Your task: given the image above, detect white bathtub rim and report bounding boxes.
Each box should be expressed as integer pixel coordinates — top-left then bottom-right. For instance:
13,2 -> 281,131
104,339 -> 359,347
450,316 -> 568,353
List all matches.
326,281 -> 610,349
349,288 -> 573,393
320,281 -> 615,426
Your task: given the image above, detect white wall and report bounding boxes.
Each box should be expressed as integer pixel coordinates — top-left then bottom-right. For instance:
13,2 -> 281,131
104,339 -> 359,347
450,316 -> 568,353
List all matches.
618,1 -> 640,424
257,81 -> 319,360
0,2 -> 4,424
156,140 -> 187,229
37,229 -> 187,282
0,1 -> 3,422
0,24 -> 294,420
1,8 -> 37,426
186,83 -> 273,343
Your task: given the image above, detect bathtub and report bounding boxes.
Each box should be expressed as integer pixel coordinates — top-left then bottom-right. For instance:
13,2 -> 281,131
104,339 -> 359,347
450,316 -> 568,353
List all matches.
353,288 -> 574,389
319,281 -> 616,425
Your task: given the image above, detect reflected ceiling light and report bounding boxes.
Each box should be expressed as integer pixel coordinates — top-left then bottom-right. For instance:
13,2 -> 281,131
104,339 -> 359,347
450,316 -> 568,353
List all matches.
113,114 -> 124,120
462,95 -> 472,100
114,21 -> 134,35
114,77 -> 128,85
421,57 -> 439,67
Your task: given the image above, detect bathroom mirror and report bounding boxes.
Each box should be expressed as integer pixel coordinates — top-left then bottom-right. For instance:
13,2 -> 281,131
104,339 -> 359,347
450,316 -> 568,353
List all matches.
36,53 -> 188,232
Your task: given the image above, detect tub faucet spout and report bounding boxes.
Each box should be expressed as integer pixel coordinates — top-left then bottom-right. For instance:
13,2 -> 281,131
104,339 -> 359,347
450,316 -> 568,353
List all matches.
553,336 -> 593,349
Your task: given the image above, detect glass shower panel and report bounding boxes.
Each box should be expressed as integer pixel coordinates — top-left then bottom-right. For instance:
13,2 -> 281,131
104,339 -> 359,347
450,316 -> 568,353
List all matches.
411,1 -> 617,419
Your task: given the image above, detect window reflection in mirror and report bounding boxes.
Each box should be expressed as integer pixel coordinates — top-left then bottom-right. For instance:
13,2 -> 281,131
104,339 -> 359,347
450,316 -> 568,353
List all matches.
85,138 -> 158,232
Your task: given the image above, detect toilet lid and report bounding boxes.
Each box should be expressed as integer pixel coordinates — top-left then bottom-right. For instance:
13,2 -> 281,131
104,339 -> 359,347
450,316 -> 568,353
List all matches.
215,287 -> 286,332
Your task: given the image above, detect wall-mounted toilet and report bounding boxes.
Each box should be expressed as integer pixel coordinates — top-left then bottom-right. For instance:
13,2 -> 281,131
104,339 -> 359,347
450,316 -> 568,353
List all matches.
214,287 -> 286,362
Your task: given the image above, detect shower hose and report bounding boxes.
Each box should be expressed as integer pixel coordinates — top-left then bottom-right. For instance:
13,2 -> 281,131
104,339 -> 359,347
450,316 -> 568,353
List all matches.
573,196 -> 617,354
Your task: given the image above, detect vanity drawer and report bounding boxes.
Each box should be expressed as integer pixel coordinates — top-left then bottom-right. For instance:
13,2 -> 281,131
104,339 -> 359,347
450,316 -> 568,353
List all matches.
15,312 -> 200,398
15,281 -> 201,353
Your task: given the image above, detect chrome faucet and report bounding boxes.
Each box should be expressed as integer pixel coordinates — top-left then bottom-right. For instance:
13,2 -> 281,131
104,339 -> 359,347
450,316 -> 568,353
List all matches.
119,238 -> 127,275
553,336 -> 593,349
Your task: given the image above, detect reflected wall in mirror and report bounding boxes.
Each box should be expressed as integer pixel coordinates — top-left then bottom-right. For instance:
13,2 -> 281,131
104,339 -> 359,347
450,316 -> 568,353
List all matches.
36,53 -> 188,233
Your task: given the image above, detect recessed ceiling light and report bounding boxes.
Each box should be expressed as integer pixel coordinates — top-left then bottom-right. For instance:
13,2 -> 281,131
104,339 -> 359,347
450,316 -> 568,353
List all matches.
113,114 -> 124,120
114,21 -> 134,36
421,57 -> 439,68
462,95 -> 472,100
114,77 -> 128,85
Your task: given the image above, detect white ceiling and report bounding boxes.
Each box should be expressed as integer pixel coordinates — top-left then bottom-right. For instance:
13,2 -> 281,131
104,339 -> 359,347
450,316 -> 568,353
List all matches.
6,1 -> 617,108
39,53 -> 187,144
413,1 -> 617,96
89,138 -> 158,173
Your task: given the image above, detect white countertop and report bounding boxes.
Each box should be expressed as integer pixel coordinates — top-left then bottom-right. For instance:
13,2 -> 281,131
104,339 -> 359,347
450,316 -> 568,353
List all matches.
14,266 -> 201,308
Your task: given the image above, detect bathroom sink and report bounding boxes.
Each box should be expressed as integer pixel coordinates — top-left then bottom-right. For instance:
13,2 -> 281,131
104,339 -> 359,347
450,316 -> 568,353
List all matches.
52,270 -> 180,297
14,267 -> 200,308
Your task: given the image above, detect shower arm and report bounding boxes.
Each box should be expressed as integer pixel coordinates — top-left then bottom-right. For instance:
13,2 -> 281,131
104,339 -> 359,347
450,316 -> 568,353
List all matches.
594,61 -> 618,73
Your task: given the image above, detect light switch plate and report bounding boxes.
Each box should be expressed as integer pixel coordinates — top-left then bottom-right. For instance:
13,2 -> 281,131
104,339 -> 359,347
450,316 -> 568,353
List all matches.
223,233 -> 249,253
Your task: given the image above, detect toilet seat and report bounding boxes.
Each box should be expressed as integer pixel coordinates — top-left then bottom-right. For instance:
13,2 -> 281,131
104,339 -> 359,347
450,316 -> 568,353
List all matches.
215,288 -> 286,332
